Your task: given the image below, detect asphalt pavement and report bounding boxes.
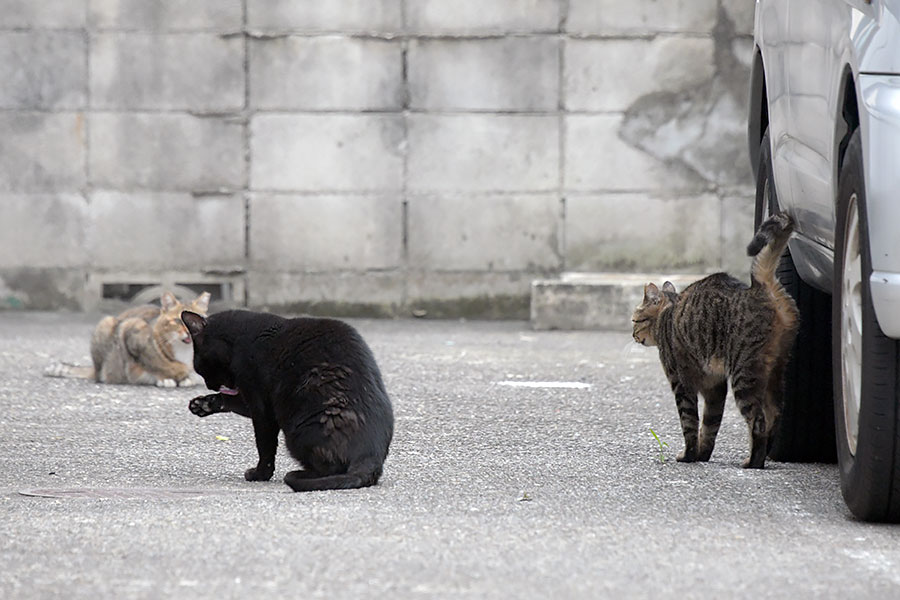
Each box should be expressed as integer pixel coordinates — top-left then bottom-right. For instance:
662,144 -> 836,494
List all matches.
1,311 -> 898,599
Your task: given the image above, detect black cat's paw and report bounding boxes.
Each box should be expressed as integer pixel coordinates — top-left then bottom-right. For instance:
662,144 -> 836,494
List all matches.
741,457 -> 766,469
189,395 -> 221,417
244,465 -> 274,481
676,448 -> 699,463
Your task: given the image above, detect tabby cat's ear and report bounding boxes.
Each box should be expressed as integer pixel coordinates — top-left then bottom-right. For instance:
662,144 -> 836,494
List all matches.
160,291 -> 179,312
662,281 -> 677,294
192,292 -> 211,314
643,283 -> 661,304
181,311 -> 207,339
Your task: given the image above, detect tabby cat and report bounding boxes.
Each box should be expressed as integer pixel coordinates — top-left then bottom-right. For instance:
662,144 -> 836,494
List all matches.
45,291 -> 210,387
181,309 -> 394,492
631,213 -> 798,468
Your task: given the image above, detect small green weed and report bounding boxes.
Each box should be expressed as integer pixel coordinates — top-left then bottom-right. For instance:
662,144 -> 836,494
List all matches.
649,428 -> 669,463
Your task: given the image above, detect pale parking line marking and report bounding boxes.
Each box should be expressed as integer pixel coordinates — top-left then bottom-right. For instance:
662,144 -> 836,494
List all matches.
495,381 -> 593,390
18,488 -> 265,499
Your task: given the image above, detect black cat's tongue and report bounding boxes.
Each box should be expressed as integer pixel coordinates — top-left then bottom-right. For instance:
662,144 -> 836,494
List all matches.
219,386 -> 239,396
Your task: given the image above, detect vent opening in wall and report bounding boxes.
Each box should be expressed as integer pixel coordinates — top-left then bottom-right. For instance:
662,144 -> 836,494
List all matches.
102,283 -> 155,301
87,273 -> 246,312
129,282 -> 230,305
176,282 -> 230,302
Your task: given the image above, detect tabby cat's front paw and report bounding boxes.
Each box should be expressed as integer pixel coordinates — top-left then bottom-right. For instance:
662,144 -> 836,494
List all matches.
177,376 -> 199,387
244,464 -> 274,482
189,395 -> 221,417
676,448 -> 699,463
696,445 -> 714,462
156,378 -> 177,388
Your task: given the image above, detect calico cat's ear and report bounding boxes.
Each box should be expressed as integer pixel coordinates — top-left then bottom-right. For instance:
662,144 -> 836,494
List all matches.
192,292 -> 211,315
643,283 -> 661,304
161,291 -> 179,312
181,311 -> 207,339
662,281 -> 677,294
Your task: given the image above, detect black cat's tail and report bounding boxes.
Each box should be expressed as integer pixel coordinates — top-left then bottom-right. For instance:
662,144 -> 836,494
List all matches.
283,463 -> 383,492
747,212 -> 793,291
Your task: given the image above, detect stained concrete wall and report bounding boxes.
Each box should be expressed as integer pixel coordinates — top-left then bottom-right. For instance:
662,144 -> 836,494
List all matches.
0,0 -> 756,315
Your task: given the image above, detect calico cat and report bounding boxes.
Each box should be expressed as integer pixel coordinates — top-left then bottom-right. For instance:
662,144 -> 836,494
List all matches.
181,309 -> 394,492
631,213 -> 798,469
45,291 -> 210,387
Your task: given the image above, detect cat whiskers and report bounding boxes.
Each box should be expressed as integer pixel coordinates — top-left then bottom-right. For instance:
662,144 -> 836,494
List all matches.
621,338 -> 652,357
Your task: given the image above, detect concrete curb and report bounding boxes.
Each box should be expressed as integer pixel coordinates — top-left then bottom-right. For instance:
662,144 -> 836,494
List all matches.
530,272 -> 705,331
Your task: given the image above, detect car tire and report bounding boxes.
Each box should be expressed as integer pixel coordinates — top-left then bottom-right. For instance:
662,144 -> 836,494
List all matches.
833,128 -> 900,522
753,129 -> 777,232
755,129 -> 837,462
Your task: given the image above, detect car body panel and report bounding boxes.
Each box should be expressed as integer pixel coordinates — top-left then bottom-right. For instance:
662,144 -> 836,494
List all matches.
788,236 -> 835,293
782,0 -> 847,248
856,2 -> 900,73
754,0 -> 795,218
860,74 -> 900,336
753,0 -> 900,337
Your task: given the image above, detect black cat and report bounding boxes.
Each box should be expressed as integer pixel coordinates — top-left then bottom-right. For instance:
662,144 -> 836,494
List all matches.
181,309 -> 394,492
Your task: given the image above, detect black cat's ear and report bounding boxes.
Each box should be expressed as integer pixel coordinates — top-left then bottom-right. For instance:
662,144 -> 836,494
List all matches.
662,281 -> 677,294
181,311 -> 207,339
643,283 -> 661,304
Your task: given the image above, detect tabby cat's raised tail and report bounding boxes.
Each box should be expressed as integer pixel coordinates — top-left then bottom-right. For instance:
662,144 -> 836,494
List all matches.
746,212 -> 793,291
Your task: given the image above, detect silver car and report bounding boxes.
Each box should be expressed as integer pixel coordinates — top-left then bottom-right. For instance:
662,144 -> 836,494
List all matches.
749,0 -> 900,521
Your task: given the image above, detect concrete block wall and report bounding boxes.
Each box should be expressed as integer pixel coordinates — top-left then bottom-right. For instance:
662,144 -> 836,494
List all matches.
0,0 -> 756,316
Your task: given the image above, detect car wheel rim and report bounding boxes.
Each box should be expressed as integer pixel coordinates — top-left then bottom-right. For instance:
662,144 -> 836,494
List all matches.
841,193 -> 863,456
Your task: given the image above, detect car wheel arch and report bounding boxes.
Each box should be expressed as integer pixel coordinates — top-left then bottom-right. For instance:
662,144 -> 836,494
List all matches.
834,64 -> 860,183
748,48 -> 769,180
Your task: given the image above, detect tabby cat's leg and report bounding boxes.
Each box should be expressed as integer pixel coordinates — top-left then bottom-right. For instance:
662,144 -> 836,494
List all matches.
764,357 -> 787,441
672,381 -> 701,462
732,366 -> 768,469
245,413 -> 278,482
697,379 -> 728,461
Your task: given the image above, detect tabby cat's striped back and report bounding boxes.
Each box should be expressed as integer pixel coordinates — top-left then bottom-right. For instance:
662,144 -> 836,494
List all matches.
631,213 -> 798,468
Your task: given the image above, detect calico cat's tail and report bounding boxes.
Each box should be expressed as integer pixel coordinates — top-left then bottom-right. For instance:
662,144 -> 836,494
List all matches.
747,212 -> 793,290
44,362 -> 95,380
